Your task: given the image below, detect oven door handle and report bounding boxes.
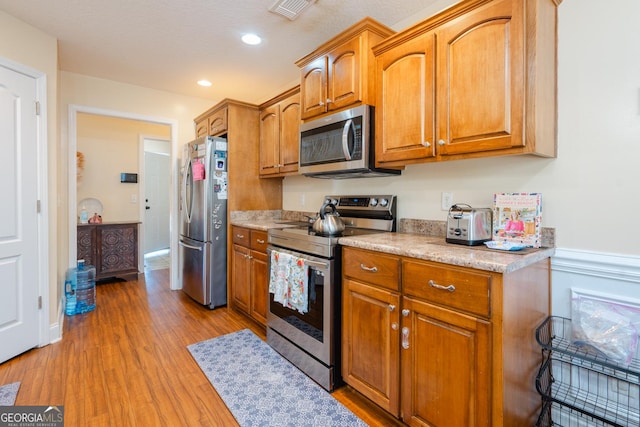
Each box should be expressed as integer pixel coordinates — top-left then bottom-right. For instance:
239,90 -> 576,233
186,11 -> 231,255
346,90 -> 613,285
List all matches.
268,247 -> 329,270
302,259 -> 329,270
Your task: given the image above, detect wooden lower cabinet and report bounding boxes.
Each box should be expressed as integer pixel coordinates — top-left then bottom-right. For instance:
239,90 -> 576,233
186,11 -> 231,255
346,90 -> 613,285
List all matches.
342,246 -> 550,426
401,296 -> 491,427
77,223 -> 139,281
342,278 -> 401,415
230,226 -> 269,326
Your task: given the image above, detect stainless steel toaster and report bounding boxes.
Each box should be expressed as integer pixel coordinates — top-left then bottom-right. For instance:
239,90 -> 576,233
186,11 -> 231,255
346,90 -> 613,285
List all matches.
446,204 -> 493,246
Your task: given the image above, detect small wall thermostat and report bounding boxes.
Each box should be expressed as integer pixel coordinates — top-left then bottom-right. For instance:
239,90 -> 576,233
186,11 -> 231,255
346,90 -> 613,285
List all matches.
120,173 -> 138,183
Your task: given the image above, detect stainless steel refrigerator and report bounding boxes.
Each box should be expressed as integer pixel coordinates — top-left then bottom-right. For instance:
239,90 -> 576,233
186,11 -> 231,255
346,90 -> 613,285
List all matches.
179,135 -> 228,308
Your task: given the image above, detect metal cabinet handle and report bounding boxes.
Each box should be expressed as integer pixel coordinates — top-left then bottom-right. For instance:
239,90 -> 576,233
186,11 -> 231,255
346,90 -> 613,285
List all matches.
402,327 -> 410,349
391,323 -> 398,330
429,280 -> 456,292
256,239 -> 265,244
388,304 -> 396,312
402,309 -> 410,317
359,263 -> 378,273
236,234 -> 245,239
422,141 -> 431,147
438,139 -> 446,146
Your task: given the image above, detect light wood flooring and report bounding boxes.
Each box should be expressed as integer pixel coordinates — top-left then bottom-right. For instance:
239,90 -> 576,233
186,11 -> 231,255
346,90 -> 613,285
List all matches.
0,268 -> 403,426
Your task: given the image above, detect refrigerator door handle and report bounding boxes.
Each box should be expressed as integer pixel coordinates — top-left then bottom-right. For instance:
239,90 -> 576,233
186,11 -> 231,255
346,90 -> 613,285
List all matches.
179,240 -> 203,251
183,158 -> 193,224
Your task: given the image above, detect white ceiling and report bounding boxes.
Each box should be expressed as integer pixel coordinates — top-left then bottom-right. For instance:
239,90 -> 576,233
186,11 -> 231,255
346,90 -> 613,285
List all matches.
0,0 -> 444,104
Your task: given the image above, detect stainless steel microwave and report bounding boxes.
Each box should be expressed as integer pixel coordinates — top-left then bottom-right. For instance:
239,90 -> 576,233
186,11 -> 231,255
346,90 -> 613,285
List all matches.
298,105 -> 401,179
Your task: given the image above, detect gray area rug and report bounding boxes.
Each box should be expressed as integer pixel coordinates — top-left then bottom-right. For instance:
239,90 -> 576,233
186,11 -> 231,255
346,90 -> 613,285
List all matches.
0,382 -> 20,406
188,329 -> 367,427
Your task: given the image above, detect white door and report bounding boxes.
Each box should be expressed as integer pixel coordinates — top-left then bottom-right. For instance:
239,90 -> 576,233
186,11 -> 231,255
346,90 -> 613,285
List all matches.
144,150 -> 170,253
0,64 -> 40,363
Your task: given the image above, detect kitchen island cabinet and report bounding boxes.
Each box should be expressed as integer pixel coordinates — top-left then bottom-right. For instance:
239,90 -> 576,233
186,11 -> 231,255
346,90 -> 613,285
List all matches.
341,242 -> 551,426
230,226 -> 269,326
77,222 -> 139,281
296,17 -> 394,120
374,0 -> 559,167
259,87 -> 301,177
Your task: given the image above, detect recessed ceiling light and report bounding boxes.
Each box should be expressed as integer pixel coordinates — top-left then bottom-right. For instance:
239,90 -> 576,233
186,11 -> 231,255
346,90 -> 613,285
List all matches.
197,80 -> 212,87
241,33 -> 262,45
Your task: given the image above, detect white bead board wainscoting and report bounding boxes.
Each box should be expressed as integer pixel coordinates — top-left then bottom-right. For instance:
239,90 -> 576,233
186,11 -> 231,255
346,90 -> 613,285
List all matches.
548,249 -> 640,425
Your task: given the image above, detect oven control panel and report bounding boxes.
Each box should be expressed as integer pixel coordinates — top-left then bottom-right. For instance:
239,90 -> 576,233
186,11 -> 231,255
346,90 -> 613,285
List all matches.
324,195 -> 395,211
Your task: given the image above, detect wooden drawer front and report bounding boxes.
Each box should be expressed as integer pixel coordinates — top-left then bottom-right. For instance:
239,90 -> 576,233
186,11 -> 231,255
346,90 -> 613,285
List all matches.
402,260 -> 491,318
232,226 -> 250,247
343,247 -> 400,291
250,230 -> 268,252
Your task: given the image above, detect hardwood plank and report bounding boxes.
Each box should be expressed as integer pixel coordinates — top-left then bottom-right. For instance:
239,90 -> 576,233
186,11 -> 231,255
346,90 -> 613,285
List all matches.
0,267 -> 403,426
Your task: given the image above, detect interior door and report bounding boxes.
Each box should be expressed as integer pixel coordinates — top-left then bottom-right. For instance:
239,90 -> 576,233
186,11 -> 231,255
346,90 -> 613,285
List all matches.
0,64 -> 40,363
144,148 -> 170,253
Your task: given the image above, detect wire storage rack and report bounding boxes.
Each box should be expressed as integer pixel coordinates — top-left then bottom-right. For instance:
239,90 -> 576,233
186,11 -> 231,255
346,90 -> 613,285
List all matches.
534,316 -> 639,427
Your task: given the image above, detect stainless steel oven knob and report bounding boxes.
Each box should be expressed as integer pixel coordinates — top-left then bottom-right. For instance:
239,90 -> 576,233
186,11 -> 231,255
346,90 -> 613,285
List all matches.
370,198 -> 378,206
379,198 -> 389,207
331,198 -> 338,205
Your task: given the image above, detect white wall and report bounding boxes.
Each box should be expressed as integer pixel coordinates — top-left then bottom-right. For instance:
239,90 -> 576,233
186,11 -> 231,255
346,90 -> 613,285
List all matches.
0,11 -> 59,325
282,0 -> 640,258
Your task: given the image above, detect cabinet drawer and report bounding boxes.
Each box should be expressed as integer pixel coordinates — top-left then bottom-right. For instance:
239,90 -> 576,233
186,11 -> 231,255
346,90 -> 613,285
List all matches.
343,247 -> 400,291
232,226 -> 250,247
250,230 -> 268,252
402,260 -> 491,318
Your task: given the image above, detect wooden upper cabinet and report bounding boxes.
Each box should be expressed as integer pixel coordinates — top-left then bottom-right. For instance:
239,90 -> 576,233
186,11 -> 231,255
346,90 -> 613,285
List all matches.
259,104 -> 279,176
259,87 -> 301,177
436,0 -> 522,157
300,57 -> 328,120
193,106 -> 228,138
296,17 -> 395,121
195,118 -> 208,138
375,32 -> 436,165
208,107 -> 228,136
373,0 -> 559,167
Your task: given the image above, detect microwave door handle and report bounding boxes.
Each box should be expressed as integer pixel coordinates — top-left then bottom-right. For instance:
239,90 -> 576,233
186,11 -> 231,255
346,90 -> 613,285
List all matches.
341,119 -> 353,160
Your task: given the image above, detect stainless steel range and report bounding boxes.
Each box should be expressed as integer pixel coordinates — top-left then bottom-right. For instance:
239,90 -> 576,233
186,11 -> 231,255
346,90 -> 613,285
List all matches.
267,195 -> 396,391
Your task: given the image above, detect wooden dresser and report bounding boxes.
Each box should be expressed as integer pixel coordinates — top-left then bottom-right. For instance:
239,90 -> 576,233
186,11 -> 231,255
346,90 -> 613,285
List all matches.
77,222 -> 139,281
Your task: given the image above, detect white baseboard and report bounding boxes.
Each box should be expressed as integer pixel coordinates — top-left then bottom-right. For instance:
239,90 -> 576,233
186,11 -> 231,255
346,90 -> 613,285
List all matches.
46,299 -> 64,344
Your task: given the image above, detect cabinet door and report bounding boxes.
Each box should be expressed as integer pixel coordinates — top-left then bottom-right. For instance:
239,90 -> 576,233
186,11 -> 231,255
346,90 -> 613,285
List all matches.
401,296 -> 491,427
300,56 -> 328,119
195,118 -> 208,138
327,36 -> 361,112
250,250 -> 268,326
208,107 -> 228,136
278,93 -> 301,174
259,104 -> 280,176
342,278 -> 401,416
375,32 -> 436,166
436,0 -> 523,156
77,225 -> 96,267
231,243 -> 251,314
97,224 -> 138,277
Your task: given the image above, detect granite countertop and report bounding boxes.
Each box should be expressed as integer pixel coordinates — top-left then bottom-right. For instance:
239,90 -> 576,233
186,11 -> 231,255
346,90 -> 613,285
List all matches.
338,232 -> 555,274
230,212 -> 555,274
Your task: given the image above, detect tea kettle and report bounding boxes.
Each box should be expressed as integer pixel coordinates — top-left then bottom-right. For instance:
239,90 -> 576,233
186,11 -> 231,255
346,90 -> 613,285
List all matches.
312,201 -> 345,236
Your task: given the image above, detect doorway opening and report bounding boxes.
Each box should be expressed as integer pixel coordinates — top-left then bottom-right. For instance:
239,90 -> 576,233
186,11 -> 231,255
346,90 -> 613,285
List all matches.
68,105 -> 179,289
141,136 -> 171,272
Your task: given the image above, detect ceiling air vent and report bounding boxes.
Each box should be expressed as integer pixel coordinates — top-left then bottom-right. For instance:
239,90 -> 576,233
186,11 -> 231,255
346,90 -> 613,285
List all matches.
268,0 -> 317,20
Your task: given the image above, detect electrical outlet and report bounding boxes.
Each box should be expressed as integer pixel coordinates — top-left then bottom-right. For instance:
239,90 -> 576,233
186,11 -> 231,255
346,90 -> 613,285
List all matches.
130,194 -> 137,204
441,192 -> 454,210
